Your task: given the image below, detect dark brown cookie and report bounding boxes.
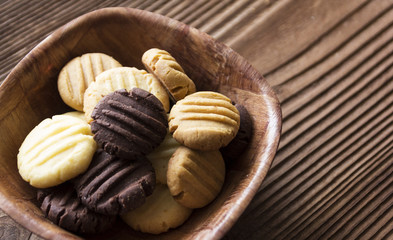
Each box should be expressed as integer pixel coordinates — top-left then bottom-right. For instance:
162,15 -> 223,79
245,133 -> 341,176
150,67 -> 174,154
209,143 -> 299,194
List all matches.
73,150 -> 156,215
91,88 -> 168,159
37,183 -> 115,235
221,104 -> 253,163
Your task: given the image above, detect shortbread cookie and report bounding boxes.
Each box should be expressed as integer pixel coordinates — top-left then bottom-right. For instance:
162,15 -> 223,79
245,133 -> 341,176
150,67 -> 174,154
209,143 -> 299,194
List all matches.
91,88 -> 168,159
83,67 -> 170,122
167,146 -> 225,209
221,104 -> 253,162
168,91 -> 240,151
62,111 -> 86,122
38,183 -> 116,234
147,130 -> 181,184
122,184 -> 192,234
58,53 -> 122,111
142,48 -> 196,101
73,150 -> 156,215
17,115 -> 96,188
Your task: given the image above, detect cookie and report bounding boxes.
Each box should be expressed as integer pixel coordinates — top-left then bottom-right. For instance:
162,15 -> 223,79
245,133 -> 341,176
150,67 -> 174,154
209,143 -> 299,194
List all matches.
146,129 -> 181,184
17,115 -> 96,188
73,150 -> 156,215
220,104 -> 253,162
168,91 -> 240,151
62,111 -> 86,122
58,53 -> 122,111
166,146 -> 225,209
142,48 -> 196,101
38,183 -> 116,234
83,67 -> 170,122
90,88 -> 168,159
122,184 -> 192,234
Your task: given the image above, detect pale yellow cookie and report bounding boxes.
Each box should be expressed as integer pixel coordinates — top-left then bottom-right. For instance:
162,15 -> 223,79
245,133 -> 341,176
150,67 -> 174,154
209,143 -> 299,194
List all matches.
17,115 -> 96,188
147,129 -> 181,184
167,146 -> 225,209
83,67 -> 170,122
168,91 -> 240,151
142,48 -> 196,101
61,111 -> 86,122
58,53 -> 122,111
122,184 -> 192,234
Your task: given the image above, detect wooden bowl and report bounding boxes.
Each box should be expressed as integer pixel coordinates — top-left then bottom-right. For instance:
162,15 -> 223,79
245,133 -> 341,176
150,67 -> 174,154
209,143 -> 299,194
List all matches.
0,7 -> 281,240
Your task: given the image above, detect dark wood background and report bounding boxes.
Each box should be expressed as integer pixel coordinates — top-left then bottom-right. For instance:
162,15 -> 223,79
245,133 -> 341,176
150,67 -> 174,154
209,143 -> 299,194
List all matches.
2,0 -> 393,239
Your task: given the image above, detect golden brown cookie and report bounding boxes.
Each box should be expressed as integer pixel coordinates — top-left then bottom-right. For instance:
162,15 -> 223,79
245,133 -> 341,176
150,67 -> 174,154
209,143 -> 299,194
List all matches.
58,53 -> 122,111
168,91 -> 240,151
166,146 -> 225,209
142,48 -> 196,101
147,129 -> 181,184
83,67 -> 170,122
122,184 -> 192,234
17,115 -> 96,188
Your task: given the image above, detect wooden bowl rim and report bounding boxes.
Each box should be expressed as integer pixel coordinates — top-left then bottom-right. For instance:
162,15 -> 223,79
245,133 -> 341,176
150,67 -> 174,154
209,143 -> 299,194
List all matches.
0,7 -> 282,240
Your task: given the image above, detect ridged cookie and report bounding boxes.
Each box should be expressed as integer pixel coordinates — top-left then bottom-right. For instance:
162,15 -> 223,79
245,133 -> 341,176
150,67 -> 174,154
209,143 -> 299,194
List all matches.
91,88 -> 168,159
83,67 -> 170,122
142,48 -> 196,101
168,91 -> 240,151
62,111 -> 86,122
17,115 -> 96,188
38,183 -> 116,234
58,53 -> 122,111
122,184 -> 192,234
147,130 -> 181,184
167,146 -> 225,209
73,150 -> 156,215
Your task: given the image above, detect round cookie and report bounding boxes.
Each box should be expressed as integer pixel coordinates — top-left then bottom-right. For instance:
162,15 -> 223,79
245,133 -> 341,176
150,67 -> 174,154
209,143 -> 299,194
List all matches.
122,184 -> 193,234
62,111 -> 86,122
142,48 -> 196,101
168,91 -> 240,151
220,104 -> 253,163
83,67 -> 170,122
38,183 -> 116,234
147,130 -> 181,184
17,115 -> 96,188
73,149 -> 156,216
58,53 -> 122,111
167,146 -> 225,209
90,88 -> 168,159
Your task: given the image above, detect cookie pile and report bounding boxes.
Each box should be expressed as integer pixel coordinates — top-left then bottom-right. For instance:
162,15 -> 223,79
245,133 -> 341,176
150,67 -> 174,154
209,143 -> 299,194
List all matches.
16,49 -> 253,235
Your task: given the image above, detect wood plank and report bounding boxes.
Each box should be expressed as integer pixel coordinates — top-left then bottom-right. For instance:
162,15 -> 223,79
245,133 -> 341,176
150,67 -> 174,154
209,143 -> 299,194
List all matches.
226,0 -> 393,239
0,208 -> 41,239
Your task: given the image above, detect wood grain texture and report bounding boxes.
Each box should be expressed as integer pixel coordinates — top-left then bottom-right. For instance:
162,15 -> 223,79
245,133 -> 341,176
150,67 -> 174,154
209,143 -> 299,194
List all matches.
0,209 -> 40,240
2,0 -> 393,239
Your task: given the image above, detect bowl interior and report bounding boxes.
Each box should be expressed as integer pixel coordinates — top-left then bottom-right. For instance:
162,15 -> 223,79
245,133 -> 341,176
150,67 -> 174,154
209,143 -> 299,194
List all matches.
0,7 -> 281,240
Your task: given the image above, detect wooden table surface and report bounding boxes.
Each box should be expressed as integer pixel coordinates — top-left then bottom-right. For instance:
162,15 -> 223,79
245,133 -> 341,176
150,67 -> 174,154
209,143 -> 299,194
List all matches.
2,0 -> 393,239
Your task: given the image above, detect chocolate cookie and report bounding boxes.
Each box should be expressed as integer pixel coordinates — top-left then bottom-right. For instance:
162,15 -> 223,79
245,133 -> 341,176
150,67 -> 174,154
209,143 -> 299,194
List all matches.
37,183 -> 115,234
221,104 -> 253,162
91,88 -> 168,159
83,67 -> 170,122
73,150 -> 156,215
